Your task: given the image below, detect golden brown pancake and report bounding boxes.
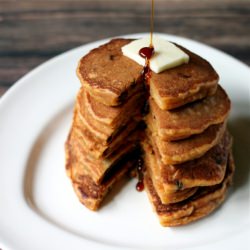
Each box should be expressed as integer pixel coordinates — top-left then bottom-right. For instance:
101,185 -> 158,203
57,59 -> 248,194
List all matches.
74,107 -> 140,159
148,85 -> 231,141
80,87 -> 146,128
147,163 -> 198,204
147,122 -> 226,165
156,187 -> 198,204
77,102 -> 140,143
142,131 -> 232,194
143,139 -> 198,204
77,39 -> 144,106
76,89 -> 143,143
77,39 -> 218,109
144,152 -> 234,226
70,157 -> 137,211
65,120 -> 139,185
149,45 -> 219,110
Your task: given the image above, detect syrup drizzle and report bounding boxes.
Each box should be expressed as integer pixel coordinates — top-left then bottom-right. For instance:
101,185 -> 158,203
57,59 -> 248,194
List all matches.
139,46 -> 154,83
150,0 -> 154,47
138,0 -> 155,82
136,157 -> 145,192
136,0 -> 155,192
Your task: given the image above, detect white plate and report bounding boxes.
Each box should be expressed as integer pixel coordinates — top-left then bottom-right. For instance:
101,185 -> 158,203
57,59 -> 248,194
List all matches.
0,33 -> 249,250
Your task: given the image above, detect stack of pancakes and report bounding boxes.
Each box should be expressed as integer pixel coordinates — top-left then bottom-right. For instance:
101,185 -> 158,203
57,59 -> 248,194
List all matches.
65,38 -> 234,226
143,84 -> 233,226
65,40 -> 146,210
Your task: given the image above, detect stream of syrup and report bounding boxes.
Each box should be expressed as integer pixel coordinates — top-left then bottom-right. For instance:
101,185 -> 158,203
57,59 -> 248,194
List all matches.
150,0 -> 154,47
136,0 -> 155,192
138,0 -> 155,83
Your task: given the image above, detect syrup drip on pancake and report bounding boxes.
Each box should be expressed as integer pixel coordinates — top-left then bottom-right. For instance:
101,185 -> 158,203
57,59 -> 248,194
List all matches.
139,46 -> 154,83
136,0 -> 155,192
136,157 -> 145,192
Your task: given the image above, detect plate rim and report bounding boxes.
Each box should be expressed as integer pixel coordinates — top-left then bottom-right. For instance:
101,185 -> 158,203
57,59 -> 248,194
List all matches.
0,32 -> 249,250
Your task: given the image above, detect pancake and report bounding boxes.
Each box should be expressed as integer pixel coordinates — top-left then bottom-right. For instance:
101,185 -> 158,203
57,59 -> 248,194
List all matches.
71,157 -> 137,211
80,87 -> 146,128
77,38 -> 218,109
154,187 -> 198,204
67,37 -> 234,220
149,45 -> 219,110
143,139 -> 198,204
65,122 -> 139,185
147,159 -> 198,204
142,131 -> 232,194
77,103 -> 140,144
148,85 -> 231,141
76,88 -> 143,142
74,107 -> 140,159
77,39 -> 144,106
144,152 -> 234,226
147,122 -> 226,165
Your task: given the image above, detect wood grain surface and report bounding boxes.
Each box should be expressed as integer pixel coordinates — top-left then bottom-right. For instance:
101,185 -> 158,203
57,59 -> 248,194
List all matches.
0,0 -> 249,96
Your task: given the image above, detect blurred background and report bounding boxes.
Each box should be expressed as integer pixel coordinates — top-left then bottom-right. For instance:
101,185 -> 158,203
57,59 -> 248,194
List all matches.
0,0 -> 249,97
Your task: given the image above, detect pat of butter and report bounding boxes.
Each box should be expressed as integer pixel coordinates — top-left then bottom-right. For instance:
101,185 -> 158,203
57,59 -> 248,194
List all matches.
121,36 -> 189,73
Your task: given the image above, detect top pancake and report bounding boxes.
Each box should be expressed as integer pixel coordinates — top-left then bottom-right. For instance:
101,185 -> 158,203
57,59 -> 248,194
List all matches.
77,39 -> 144,106
149,45 -> 219,110
148,85 -> 231,141
77,38 -> 219,109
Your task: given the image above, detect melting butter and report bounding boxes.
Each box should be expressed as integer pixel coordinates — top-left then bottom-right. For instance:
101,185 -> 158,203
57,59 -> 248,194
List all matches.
122,36 -> 189,73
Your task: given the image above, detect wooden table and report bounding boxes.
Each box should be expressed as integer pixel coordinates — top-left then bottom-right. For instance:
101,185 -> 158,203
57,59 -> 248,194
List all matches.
0,0 -> 249,97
